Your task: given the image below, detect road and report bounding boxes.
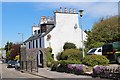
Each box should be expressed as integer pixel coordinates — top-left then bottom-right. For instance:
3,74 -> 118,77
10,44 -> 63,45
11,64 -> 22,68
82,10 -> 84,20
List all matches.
0,63 -> 49,80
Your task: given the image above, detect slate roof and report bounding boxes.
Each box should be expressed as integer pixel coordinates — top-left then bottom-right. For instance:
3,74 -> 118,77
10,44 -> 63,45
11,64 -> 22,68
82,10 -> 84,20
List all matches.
24,25 -> 55,43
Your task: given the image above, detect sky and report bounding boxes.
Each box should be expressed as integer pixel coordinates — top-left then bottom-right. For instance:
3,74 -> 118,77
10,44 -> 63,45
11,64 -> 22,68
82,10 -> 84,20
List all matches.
1,1 -> 119,48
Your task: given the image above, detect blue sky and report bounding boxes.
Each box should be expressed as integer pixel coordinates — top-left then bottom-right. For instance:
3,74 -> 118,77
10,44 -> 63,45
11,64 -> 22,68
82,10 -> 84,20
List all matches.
1,2 -> 118,48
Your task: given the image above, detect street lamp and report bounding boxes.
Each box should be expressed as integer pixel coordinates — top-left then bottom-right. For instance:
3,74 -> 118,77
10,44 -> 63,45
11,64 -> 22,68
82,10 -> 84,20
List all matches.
79,10 -> 85,59
18,33 -> 24,44
18,33 -> 24,70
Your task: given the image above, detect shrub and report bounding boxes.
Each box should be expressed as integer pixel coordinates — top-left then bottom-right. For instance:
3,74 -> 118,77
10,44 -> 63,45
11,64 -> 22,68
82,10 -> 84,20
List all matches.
51,60 -> 86,75
56,60 -> 68,72
46,47 -> 53,67
47,47 -> 52,53
67,64 -> 86,75
51,61 -> 60,71
93,66 -> 107,76
63,42 -> 76,50
82,55 -> 109,66
61,49 -> 82,61
56,52 -> 62,60
56,60 -> 82,72
93,65 -> 120,78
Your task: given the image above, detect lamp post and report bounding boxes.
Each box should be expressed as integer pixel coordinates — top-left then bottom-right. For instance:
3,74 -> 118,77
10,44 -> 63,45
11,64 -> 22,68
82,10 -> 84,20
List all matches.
18,33 -> 23,44
79,10 -> 85,59
18,33 -> 24,70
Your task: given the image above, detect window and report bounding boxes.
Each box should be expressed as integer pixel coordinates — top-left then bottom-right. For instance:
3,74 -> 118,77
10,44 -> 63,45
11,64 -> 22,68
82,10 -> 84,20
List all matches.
36,40 -> 38,48
98,49 -> 101,52
29,42 -> 30,48
33,40 -> 34,48
89,49 -> 97,53
39,38 -> 41,48
34,30 -> 37,34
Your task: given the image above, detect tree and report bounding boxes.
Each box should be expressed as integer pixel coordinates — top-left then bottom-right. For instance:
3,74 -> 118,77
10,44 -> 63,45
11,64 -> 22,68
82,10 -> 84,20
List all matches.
63,42 -> 76,50
86,16 -> 119,49
4,42 -> 20,60
4,42 -> 13,52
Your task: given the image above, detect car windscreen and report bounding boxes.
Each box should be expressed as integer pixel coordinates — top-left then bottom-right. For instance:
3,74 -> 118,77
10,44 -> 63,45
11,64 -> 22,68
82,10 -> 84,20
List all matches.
89,48 -> 97,53
8,61 -> 15,64
113,42 -> 120,51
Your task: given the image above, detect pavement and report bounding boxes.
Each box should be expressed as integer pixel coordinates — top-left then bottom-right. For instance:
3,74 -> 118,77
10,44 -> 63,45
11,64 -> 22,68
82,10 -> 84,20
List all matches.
24,64 -> 120,80
25,67 -> 92,79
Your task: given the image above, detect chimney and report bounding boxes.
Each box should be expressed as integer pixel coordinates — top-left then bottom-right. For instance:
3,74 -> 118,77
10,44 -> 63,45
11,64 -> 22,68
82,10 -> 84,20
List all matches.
64,8 -> 68,13
69,8 -> 72,13
73,8 -> 76,13
56,10 -> 58,12
60,7 -> 62,12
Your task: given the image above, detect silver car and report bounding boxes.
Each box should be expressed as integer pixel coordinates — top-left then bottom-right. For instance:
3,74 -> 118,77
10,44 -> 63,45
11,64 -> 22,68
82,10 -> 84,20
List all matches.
15,60 -> 20,70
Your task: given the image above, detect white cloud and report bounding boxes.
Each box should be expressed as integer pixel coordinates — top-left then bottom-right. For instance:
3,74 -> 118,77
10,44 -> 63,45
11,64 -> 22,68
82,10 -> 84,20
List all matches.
58,2 -> 118,18
35,2 -> 118,18
83,2 -> 118,18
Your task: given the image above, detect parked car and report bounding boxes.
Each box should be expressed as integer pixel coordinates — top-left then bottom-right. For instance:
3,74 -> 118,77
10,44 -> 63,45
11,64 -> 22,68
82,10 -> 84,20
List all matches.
7,60 -> 16,68
87,47 -> 102,55
15,60 -> 20,70
102,41 -> 120,64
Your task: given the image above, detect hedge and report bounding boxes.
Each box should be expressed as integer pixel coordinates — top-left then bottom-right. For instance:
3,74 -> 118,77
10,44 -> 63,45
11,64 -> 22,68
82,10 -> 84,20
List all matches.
82,55 -> 109,66
61,49 -> 82,61
46,47 -> 53,67
63,42 -> 76,50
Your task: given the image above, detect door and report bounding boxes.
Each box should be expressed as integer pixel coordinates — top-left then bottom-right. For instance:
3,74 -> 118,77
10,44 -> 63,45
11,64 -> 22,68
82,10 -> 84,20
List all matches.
37,50 -> 43,67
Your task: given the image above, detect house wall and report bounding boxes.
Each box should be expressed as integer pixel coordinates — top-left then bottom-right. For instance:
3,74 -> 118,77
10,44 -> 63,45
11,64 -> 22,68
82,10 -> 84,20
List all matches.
26,42 -> 29,49
44,12 -> 87,60
32,26 -> 40,35
41,37 -> 45,48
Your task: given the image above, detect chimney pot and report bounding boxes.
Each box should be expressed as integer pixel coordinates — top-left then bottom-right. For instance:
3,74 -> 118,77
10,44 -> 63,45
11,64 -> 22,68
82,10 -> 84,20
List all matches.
60,7 -> 62,12
69,8 -> 72,13
56,10 -> 58,12
73,8 -> 76,13
64,8 -> 68,13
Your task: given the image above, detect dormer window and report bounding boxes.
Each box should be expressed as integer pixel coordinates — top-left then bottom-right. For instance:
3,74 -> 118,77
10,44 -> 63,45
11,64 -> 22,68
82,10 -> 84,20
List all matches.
34,30 -> 37,34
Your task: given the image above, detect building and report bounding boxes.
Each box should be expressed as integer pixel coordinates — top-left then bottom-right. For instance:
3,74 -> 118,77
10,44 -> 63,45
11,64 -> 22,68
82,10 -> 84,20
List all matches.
0,50 -> 6,63
24,7 -> 87,61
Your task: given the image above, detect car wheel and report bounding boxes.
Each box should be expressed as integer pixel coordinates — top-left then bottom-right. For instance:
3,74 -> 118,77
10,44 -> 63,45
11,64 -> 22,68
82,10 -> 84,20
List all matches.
117,56 -> 120,64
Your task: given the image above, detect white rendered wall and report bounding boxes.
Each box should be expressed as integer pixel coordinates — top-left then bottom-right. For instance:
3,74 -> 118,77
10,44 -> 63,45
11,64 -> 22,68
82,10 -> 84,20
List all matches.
32,26 -> 40,35
44,13 -> 87,60
41,37 -> 45,48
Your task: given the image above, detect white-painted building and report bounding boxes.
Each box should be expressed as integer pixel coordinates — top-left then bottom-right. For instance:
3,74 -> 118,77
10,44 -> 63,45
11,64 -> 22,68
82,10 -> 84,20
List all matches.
25,7 -> 87,61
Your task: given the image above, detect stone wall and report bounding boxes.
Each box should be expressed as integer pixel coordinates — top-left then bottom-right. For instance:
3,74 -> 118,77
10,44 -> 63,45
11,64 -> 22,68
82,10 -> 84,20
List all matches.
20,47 -> 46,72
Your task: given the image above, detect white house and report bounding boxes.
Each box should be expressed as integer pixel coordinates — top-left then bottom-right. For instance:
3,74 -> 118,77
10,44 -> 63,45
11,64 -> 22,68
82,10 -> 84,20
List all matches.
0,50 -> 6,63
24,7 -> 87,61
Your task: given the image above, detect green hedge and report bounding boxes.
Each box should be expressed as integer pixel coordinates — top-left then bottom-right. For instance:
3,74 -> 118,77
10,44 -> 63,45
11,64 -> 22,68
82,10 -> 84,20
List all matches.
82,55 -> 109,66
51,60 -> 82,72
46,47 -> 53,67
63,42 -> 76,50
51,61 -> 60,71
61,49 -> 82,61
